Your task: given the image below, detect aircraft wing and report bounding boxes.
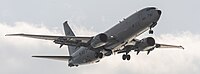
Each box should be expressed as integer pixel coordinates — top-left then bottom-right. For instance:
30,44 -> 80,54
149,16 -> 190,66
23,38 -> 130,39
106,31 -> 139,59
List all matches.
32,56 -> 72,61
130,38 -> 184,49
6,33 -> 92,46
155,43 -> 184,49
6,33 -> 64,40
5,33 -> 91,41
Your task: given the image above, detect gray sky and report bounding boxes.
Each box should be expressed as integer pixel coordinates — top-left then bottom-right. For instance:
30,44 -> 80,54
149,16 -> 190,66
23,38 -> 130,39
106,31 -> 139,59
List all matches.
0,0 -> 200,74
1,0 -> 199,33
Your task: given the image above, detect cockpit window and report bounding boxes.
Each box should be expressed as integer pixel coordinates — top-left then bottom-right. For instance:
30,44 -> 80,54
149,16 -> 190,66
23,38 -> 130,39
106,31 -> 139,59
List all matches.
146,7 -> 156,11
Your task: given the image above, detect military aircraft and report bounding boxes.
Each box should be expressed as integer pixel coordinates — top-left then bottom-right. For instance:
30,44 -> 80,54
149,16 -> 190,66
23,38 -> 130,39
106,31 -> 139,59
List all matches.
6,7 -> 184,67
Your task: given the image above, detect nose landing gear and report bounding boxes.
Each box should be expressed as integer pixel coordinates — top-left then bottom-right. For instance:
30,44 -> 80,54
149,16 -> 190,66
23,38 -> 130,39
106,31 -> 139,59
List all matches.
149,29 -> 154,34
149,22 -> 157,34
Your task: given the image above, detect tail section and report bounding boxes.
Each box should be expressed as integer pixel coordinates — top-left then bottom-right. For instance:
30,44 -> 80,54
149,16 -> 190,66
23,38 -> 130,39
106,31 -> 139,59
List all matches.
63,21 -> 75,36
63,21 -> 78,55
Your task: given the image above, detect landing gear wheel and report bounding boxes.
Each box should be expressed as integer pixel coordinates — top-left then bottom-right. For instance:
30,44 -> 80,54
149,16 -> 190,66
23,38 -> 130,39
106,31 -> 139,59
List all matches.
104,49 -> 113,56
122,54 -> 131,60
149,30 -> 153,34
127,55 -> 131,61
122,54 -> 126,60
68,63 -> 74,67
99,53 -> 103,58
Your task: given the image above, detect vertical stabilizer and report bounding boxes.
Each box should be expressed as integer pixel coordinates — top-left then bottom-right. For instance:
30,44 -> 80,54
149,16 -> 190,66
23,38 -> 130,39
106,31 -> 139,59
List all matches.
63,21 -> 78,55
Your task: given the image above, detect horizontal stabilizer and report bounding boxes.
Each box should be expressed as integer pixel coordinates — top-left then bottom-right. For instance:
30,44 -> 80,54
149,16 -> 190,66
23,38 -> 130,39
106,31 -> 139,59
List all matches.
32,56 -> 72,61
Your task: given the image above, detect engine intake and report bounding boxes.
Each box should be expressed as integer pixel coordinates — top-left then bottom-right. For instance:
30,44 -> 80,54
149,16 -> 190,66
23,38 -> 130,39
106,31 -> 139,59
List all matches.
135,37 -> 155,51
90,33 -> 108,48
146,37 -> 155,46
99,33 -> 108,42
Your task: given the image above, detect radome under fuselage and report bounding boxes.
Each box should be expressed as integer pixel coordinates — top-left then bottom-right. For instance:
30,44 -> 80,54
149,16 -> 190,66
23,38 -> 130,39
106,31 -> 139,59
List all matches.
68,7 -> 161,66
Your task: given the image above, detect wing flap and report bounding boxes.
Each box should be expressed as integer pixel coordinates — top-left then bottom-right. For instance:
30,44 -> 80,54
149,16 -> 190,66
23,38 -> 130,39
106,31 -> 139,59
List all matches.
32,56 -> 72,61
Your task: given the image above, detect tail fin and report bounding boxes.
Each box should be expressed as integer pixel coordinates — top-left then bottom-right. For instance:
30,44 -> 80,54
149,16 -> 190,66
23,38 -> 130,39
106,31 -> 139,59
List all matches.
63,21 -> 78,55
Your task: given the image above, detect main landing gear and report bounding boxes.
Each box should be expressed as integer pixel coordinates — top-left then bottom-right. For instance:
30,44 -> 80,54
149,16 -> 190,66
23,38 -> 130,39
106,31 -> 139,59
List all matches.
68,63 -> 78,67
121,46 -> 132,61
96,52 -> 103,58
122,54 -> 131,60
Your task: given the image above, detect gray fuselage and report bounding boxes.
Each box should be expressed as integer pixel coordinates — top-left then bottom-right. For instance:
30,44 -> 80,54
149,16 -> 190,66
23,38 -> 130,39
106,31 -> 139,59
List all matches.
69,7 -> 161,66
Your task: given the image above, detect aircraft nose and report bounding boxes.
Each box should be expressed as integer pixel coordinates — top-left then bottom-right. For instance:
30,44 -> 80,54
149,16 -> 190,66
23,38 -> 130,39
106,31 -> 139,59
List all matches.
157,10 -> 162,15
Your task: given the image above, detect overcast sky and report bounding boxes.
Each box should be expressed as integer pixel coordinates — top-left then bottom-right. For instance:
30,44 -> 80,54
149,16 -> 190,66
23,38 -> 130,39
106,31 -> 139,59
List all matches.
0,0 -> 200,74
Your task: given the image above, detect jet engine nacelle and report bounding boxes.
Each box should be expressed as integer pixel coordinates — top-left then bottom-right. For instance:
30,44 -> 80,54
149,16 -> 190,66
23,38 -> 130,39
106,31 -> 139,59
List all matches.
90,33 -> 108,48
135,37 -> 155,51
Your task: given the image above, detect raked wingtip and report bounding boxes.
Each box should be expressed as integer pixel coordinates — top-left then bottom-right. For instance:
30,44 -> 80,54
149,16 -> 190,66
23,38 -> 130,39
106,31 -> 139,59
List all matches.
180,46 -> 184,50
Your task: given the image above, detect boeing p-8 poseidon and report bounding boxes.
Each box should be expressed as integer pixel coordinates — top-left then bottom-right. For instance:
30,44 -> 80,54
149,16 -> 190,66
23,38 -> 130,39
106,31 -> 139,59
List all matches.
6,7 -> 184,67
